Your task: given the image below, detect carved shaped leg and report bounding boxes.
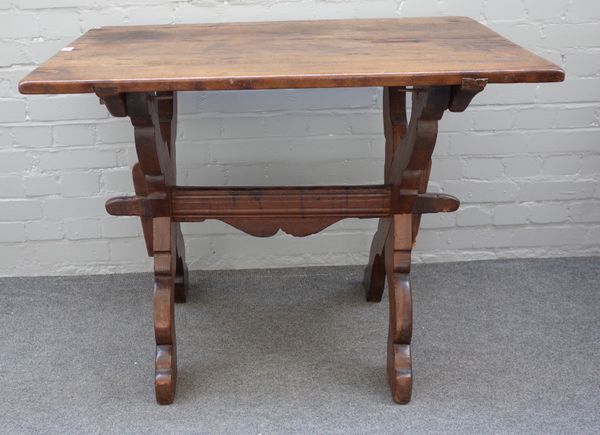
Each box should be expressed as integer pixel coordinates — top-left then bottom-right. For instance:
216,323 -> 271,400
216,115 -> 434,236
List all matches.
364,87 -> 407,301
126,92 -> 183,404
99,90 -> 189,404
364,82 -> 486,404
153,216 -> 177,404
385,214 -> 413,404
158,92 -> 188,304
382,88 -> 450,404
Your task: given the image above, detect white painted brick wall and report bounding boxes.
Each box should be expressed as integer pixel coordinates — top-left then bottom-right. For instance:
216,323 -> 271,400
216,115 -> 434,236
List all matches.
1,0 -> 599,277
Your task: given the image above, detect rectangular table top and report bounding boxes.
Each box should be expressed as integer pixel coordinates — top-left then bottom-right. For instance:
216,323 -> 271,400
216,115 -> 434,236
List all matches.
19,17 -> 564,94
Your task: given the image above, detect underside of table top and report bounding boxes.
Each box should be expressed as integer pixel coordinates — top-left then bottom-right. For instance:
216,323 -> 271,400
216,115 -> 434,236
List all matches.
19,17 -> 564,94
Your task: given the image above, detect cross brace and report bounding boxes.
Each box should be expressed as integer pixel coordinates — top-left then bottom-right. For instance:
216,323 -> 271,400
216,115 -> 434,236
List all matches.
106,186 -> 458,221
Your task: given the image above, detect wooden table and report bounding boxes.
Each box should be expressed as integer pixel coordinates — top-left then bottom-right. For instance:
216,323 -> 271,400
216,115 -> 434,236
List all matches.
20,17 -> 564,405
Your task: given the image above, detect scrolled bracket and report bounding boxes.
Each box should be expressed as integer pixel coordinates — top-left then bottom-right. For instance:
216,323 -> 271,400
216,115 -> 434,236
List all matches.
94,88 -> 128,117
449,77 -> 488,112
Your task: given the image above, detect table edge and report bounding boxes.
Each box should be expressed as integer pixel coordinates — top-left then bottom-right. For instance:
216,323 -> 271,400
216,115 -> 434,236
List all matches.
19,68 -> 565,94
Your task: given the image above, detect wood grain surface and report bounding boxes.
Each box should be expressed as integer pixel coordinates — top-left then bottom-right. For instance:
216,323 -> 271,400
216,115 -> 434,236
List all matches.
19,17 -> 564,94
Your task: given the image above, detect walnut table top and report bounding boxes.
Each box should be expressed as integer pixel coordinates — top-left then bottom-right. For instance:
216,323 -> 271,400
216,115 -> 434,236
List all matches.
19,17 -> 563,94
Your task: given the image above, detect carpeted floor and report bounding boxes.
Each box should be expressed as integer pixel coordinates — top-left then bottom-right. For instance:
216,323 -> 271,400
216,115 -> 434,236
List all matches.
0,257 -> 598,434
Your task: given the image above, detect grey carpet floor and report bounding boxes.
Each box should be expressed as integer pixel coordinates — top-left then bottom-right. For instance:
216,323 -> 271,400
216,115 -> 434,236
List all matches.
1,257 -> 599,434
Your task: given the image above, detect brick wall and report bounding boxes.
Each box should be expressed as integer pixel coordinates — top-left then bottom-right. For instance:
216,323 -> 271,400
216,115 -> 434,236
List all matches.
1,0 -> 599,276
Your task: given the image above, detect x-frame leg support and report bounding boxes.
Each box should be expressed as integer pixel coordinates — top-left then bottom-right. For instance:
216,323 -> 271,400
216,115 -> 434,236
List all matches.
364,80 -> 487,403
95,79 -> 485,405
97,90 -> 188,404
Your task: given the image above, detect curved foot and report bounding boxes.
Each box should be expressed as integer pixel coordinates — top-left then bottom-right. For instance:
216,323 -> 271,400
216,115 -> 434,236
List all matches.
155,344 -> 177,405
388,343 -> 412,404
386,272 -> 413,404
154,274 -> 177,405
388,343 -> 412,405
154,273 -> 177,405
153,217 -> 178,405
385,215 -> 413,404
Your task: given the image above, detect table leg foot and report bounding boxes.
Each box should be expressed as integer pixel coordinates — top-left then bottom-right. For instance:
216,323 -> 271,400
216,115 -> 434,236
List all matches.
386,279 -> 412,404
385,214 -> 413,404
388,343 -> 412,404
154,277 -> 177,405
153,217 -> 178,405
155,344 -> 176,405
